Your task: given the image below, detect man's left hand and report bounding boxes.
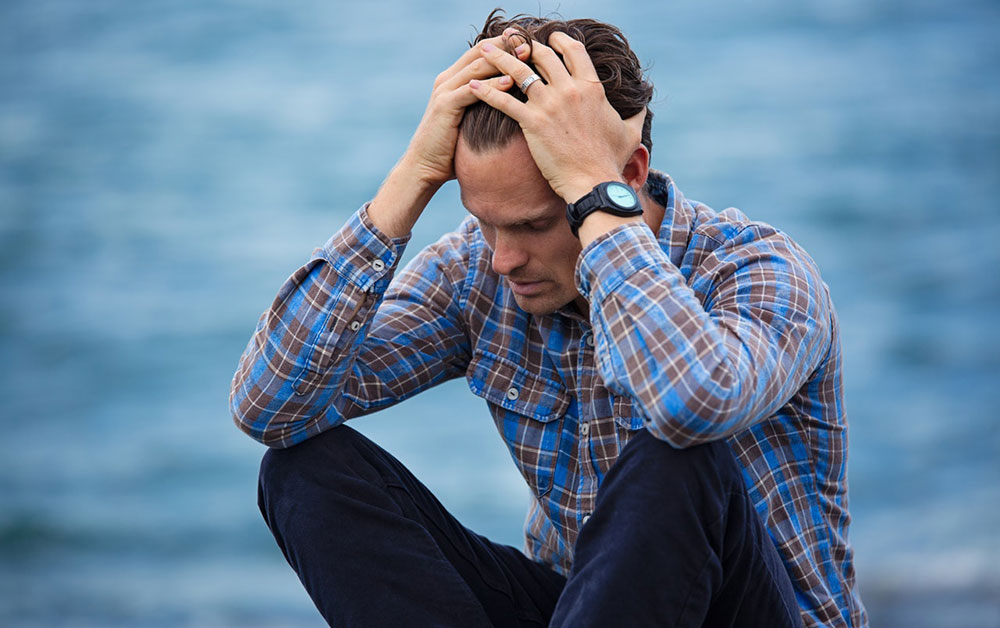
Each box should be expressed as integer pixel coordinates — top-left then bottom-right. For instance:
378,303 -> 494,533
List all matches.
469,32 -> 645,204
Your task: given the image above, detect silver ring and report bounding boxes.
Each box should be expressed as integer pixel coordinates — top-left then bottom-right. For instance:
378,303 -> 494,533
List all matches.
519,73 -> 542,93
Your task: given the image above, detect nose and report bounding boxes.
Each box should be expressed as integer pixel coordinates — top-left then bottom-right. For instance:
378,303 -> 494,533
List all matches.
490,231 -> 529,276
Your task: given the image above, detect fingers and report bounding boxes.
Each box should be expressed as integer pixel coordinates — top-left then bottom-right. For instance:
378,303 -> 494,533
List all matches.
547,31 -> 600,82
469,31 -> 599,121
468,77 -> 530,120
451,75 -> 513,109
440,55 -> 502,91
480,41 -> 543,93
436,34 -> 505,86
436,32 -> 531,89
624,108 -> 647,148
478,32 -> 597,96
517,40 -> 569,86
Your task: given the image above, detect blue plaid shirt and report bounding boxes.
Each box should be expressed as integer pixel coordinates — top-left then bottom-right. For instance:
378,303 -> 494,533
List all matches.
231,171 -> 867,627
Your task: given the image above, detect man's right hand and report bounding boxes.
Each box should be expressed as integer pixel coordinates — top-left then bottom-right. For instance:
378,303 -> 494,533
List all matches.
367,33 -> 520,239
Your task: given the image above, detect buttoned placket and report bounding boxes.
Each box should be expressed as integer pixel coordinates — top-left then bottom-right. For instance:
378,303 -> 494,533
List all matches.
343,258 -> 387,333
575,329 -> 599,531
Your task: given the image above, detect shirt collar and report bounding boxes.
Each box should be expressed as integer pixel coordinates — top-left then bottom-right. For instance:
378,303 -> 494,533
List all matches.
645,168 -> 673,208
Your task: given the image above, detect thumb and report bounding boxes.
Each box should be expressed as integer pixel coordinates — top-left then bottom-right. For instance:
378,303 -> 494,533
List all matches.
624,108 -> 647,149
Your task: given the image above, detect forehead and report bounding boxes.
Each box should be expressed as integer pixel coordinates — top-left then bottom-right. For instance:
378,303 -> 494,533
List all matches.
455,135 -> 564,225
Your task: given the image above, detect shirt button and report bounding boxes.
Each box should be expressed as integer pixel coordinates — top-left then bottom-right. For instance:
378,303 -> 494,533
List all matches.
371,259 -> 385,272
586,334 -> 595,347
580,422 -> 590,436
582,514 -> 591,525
506,387 -> 519,401
349,320 -> 361,331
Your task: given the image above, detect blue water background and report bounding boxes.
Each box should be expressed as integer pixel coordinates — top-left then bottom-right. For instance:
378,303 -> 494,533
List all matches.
1,0 -> 998,626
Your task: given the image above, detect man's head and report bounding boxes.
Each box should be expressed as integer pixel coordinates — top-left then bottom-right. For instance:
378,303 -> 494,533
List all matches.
455,10 -> 654,315
456,133 -> 583,315
460,10 -> 654,155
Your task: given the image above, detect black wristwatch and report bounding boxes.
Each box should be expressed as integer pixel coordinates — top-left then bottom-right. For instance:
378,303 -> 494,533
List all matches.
566,181 -> 643,237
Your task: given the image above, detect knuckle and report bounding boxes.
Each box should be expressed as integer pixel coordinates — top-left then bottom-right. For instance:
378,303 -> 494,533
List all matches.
426,98 -> 446,115
536,44 -> 556,59
506,32 -> 527,48
579,80 -> 604,98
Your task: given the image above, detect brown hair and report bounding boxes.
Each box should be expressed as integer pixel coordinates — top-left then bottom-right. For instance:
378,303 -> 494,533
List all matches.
459,9 -> 654,155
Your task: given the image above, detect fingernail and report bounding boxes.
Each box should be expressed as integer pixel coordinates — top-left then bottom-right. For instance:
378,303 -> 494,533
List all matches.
503,27 -> 516,36
515,43 -> 528,56
499,75 -> 512,86
482,42 -> 494,52
469,79 -> 481,89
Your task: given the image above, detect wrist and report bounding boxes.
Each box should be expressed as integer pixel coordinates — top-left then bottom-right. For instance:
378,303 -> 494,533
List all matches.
577,213 -> 642,248
565,179 -> 643,241
559,172 -> 624,205
395,153 -> 448,196
368,159 -> 442,239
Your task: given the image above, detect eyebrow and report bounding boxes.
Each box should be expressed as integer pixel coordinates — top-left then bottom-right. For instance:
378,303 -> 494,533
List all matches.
461,195 -> 556,228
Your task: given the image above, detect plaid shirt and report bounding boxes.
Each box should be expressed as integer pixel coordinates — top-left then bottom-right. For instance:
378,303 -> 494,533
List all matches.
231,171 -> 867,627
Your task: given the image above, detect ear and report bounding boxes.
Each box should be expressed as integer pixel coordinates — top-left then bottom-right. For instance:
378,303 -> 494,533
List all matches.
621,143 -> 650,192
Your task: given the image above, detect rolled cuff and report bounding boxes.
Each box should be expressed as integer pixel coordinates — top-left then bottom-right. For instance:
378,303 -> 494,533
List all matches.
575,222 -> 674,304
316,203 -> 411,293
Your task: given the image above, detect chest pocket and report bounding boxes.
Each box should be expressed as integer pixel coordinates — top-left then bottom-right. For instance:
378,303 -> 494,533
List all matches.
466,350 -> 569,498
613,394 -> 648,431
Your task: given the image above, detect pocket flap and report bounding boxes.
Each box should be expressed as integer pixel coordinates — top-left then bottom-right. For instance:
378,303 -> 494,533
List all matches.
466,350 -> 569,422
613,394 -> 648,431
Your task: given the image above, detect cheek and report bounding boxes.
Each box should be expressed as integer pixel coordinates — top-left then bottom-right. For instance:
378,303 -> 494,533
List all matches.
543,233 -> 583,271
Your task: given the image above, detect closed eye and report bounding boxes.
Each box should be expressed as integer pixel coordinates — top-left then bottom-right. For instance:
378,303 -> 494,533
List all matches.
521,218 -> 554,232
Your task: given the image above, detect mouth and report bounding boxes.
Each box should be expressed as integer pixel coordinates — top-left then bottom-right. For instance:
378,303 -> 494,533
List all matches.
507,278 -> 547,296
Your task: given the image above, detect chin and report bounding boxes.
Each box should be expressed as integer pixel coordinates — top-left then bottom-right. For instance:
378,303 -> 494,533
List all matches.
512,293 -> 569,316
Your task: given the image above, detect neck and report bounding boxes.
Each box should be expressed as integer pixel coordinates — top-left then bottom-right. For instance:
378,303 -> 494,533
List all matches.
640,187 -> 666,235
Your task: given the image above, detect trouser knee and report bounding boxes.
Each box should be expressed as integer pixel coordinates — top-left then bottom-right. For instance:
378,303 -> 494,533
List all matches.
606,430 -> 743,505
258,425 -> 384,520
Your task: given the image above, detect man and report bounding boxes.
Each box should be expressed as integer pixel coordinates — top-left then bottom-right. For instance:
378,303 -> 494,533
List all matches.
230,10 -> 867,628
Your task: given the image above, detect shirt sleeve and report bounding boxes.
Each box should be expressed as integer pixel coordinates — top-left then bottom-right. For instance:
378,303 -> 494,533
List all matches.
575,221 -> 833,448
229,205 -> 473,448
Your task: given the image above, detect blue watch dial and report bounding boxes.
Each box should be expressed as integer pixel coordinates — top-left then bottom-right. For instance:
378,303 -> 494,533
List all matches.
607,183 -> 637,208
566,181 -> 643,237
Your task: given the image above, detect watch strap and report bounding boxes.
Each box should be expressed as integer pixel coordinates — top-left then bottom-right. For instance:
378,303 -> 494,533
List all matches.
566,182 -> 642,237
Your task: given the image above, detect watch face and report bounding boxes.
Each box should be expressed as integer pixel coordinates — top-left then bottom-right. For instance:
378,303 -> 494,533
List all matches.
606,183 -> 637,209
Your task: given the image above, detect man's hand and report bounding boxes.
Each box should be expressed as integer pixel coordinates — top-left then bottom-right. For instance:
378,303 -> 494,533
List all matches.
404,33 -> 521,186
367,33 -> 523,238
469,32 -> 645,205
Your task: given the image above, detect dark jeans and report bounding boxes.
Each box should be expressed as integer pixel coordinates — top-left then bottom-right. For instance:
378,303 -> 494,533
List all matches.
258,425 -> 802,627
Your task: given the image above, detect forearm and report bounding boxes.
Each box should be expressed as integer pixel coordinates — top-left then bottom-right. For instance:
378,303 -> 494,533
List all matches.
367,156 -> 442,239
368,33 -> 523,239
576,208 -> 642,248
578,223 -> 831,447
229,207 -> 407,447
231,33 -> 521,445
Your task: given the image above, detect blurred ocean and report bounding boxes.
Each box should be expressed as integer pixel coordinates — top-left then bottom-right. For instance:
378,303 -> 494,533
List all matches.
1,0 -> 998,626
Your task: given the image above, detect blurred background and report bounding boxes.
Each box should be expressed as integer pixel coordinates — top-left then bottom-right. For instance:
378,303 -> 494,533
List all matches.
1,0 -> 998,626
